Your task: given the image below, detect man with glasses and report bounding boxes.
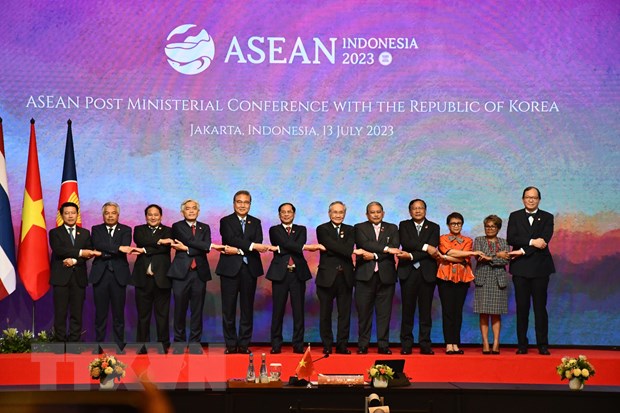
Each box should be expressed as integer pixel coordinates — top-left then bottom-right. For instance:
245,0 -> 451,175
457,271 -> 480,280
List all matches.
507,186 -> 555,355
395,199 -> 440,355
216,190 -> 271,354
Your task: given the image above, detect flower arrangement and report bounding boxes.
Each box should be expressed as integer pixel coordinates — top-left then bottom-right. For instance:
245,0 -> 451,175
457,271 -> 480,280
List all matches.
368,364 -> 394,382
89,354 -> 127,383
0,327 -> 52,353
556,355 -> 595,382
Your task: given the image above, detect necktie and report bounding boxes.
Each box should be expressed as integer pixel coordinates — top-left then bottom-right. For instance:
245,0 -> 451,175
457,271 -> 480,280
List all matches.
149,226 -> 157,234
108,227 -> 114,237
286,226 -> 294,266
335,225 -> 340,236
373,224 -> 380,271
68,227 -> 75,246
240,220 -> 248,264
414,223 -> 421,269
190,225 -> 197,270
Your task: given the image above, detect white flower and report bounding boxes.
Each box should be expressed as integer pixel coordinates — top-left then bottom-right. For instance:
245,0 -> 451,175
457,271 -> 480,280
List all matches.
369,368 -> 378,377
565,371 -> 572,379
578,355 -> 586,360
573,368 -> 581,377
104,367 -> 113,375
581,369 -> 590,378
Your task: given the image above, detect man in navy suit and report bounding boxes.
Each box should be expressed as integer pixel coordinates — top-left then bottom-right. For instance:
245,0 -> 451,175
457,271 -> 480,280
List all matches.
216,190 -> 271,354
315,201 -> 355,355
266,202 -> 323,354
49,202 -> 100,343
132,204 -> 173,354
353,201 -> 400,354
507,187 -> 555,355
165,199 -> 219,354
90,202 -> 136,347
396,199 -> 440,355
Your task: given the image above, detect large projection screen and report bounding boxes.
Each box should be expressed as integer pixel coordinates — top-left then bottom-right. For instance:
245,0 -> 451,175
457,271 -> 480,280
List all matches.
1,0 -> 618,346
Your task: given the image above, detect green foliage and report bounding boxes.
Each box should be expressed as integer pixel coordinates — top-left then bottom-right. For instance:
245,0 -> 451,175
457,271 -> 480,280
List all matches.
0,327 -> 53,353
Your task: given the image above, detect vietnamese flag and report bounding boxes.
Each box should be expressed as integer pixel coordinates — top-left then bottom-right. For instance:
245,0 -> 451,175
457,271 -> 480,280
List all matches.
295,344 -> 315,380
55,119 -> 81,227
17,119 -> 50,301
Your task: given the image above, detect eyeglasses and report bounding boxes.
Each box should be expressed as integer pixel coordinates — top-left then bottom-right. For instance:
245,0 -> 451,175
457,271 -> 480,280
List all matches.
235,200 -> 251,205
484,225 -> 497,229
449,222 -> 463,227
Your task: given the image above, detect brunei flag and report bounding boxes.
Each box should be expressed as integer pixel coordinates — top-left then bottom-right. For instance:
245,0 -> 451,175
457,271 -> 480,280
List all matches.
56,119 -> 81,227
17,119 -> 50,301
0,118 -> 17,300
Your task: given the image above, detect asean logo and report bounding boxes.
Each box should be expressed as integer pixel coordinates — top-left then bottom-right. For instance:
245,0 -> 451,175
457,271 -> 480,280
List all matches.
165,24 -> 215,75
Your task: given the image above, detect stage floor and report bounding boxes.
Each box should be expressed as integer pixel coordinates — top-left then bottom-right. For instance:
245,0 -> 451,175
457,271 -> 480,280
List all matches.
1,344 -> 619,388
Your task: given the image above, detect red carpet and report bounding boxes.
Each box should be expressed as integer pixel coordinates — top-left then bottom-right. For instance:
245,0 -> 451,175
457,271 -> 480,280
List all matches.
1,346 -> 619,387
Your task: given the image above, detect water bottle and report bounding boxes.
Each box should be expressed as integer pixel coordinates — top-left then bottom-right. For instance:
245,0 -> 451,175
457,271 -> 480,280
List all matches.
259,352 -> 268,383
246,353 -> 255,382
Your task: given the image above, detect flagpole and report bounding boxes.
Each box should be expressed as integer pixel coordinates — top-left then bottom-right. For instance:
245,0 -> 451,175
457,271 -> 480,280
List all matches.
32,300 -> 36,334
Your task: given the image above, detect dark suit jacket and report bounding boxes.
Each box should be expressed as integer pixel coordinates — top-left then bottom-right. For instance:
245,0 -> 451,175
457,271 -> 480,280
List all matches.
315,222 -> 355,288
89,223 -> 132,286
266,224 -> 312,282
397,219 -> 440,283
507,208 -> 555,278
216,213 -> 264,278
132,224 -> 172,288
49,225 -> 92,288
167,220 -> 212,282
354,221 -> 399,284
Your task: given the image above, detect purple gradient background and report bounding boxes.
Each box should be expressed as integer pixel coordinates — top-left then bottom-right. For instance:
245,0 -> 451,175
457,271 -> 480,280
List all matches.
1,0 -> 619,345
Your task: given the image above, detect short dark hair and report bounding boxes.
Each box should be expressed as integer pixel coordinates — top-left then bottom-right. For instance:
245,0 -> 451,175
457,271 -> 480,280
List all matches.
145,204 -> 162,216
522,186 -> 541,199
278,202 -> 296,213
60,202 -> 79,214
446,212 -> 464,225
409,199 -> 427,210
234,190 -> 252,202
483,214 -> 502,230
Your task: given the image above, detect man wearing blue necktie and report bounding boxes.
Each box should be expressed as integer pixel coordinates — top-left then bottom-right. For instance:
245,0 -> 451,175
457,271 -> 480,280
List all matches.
216,190 -> 271,354
49,202 -> 100,343
396,199 -> 440,355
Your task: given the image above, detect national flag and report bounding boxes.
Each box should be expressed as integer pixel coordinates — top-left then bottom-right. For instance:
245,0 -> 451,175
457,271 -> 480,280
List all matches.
17,119 -> 50,301
56,119 -> 81,227
295,344 -> 315,379
0,117 -> 17,300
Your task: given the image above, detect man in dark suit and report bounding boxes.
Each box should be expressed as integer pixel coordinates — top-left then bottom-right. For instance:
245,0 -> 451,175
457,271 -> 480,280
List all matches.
165,199 -> 217,355
216,190 -> 271,354
396,199 -> 440,355
132,204 -> 173,354
49,202 -> 100,343
315,201 -> 355,355
90,202 -> 136,347
507,186 -> 555,355
266,202 -> 323,354
353,201 -> 400,354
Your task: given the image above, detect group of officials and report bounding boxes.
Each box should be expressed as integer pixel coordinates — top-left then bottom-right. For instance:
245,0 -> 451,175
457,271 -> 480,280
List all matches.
50,187 -> 554,356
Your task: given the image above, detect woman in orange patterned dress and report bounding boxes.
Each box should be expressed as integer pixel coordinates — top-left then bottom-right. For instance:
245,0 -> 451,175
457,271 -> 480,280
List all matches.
436,212 -> 482,354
